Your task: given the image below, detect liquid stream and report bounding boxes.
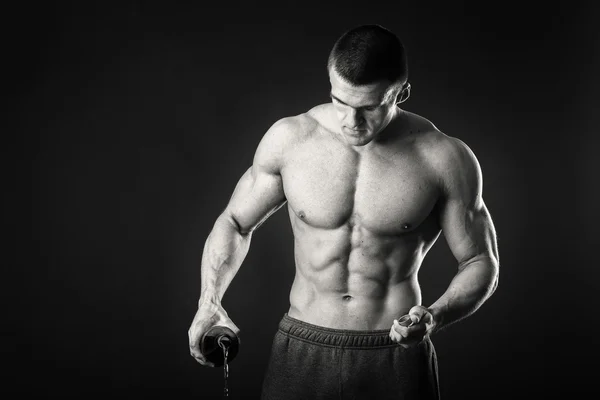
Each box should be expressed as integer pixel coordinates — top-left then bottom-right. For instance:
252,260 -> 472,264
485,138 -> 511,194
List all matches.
220,340 -> 230,398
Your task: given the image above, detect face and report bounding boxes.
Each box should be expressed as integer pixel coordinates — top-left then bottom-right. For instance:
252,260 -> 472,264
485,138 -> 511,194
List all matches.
328,68 -> 400,147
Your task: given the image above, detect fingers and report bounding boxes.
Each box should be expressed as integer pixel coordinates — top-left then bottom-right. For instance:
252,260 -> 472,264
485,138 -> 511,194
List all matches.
392,319 -> 425,337
389,320 -> 412,348
188,328 -> 215,367
187,313 -> 240,367
408,305 -> 433,325
389,317 -> 428,348
397,314 -> 414,327
188,304 -> 233,367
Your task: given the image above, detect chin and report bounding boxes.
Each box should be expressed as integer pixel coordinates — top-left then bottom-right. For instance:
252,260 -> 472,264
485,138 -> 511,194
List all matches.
340,126 -> 375,146
345,134 -> 372,146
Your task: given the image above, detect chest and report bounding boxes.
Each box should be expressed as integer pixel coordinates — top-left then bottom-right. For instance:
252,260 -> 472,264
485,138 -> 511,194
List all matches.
281,139 -> 439,233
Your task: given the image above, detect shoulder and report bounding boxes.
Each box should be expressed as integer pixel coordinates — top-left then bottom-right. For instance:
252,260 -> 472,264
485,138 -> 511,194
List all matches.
253,109 -> 321,170
258,104 -> 331,152
407,112 -> 483,198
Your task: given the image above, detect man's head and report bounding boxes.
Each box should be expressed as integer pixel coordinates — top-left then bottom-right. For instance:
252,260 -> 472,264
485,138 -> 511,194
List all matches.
327,24 -> 410,146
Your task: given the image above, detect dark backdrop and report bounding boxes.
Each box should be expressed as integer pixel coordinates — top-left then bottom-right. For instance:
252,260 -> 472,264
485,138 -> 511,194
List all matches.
9,1 -> 599,399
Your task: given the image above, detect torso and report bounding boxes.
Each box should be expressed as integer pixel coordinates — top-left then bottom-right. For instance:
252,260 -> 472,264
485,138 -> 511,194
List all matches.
281,104 -> 445,330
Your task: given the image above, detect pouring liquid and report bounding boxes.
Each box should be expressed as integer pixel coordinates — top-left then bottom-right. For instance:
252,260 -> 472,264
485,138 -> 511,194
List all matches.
218,336 -> 231,398
201,326 -> 239,398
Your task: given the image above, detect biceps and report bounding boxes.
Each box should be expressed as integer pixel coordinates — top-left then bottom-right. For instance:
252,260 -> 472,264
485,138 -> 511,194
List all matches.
226,166 -> 286,233
441,199 -> 499,266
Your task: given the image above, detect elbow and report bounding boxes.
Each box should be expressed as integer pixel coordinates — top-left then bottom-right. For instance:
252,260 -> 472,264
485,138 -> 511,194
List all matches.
488,261 -> 500,297
222,211 -> 252,237
470,254 -> 499,298
483,253 -> 500,292
489,275 -> 499,297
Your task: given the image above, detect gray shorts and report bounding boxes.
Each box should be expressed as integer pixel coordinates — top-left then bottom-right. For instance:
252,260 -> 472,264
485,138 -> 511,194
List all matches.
261,313 -> 440,400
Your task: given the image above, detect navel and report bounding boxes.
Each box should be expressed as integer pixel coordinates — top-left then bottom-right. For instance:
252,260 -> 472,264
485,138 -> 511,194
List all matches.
342,295 -> 353,301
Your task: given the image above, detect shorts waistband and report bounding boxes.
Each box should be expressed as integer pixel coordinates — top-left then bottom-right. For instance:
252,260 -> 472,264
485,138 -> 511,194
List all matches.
278,313 -> 397,348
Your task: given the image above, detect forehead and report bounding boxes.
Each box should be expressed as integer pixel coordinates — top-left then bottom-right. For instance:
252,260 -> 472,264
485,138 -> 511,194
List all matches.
328,68 -> 392,107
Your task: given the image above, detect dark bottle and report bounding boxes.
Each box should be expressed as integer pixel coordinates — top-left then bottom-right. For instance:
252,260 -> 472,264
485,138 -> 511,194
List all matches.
200,326 -> 240,367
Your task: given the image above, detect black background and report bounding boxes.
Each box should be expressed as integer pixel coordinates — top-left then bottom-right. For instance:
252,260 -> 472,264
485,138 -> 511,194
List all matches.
9,1 -> 600,399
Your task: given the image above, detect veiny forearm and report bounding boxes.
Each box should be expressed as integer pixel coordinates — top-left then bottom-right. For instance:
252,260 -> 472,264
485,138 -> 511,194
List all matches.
429,255 -> 499,333
199,213 -> 252,307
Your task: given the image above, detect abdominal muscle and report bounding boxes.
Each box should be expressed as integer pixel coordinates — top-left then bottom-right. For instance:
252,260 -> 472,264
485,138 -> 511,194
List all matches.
287,222 -> 425,330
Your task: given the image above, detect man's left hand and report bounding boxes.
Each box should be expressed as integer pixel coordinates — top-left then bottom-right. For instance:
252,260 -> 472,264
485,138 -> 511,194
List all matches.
389,305 -> 435,348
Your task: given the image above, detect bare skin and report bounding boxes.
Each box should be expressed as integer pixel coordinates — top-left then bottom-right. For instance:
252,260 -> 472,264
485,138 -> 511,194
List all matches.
189,69 -> 499,365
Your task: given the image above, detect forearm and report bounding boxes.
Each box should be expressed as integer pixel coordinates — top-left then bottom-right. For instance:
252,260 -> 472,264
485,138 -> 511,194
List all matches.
428,255 -> 499,333
199,212 -> 252,307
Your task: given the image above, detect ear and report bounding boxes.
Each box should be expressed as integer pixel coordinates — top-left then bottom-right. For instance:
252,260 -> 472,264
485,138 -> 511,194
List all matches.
396,82 -> 411,104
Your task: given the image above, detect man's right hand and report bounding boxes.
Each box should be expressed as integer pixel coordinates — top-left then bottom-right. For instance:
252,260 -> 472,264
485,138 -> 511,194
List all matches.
188,302 -> 240,367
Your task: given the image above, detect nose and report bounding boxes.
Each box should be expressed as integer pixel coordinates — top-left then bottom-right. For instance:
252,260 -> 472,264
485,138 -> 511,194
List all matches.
344,108 -> 364,128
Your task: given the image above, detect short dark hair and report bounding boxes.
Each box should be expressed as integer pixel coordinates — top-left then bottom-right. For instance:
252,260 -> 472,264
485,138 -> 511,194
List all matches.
327,24 -> 408,86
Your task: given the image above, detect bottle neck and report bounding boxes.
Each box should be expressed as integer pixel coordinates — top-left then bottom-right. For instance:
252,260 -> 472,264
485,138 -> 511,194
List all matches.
217,336 -> 231,350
